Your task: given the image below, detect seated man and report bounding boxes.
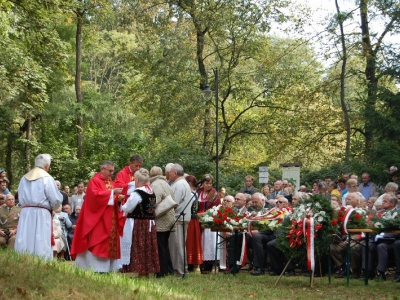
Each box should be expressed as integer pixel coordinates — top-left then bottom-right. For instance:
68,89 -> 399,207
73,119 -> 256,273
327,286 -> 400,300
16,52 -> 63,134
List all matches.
393,239 -> 400,283
249,193 -> 275,276
0,194 -> 21,249
266,197 -> 296,276
363,193 -> 400,281
225,193 -> 249,273
330,192 -> 364,279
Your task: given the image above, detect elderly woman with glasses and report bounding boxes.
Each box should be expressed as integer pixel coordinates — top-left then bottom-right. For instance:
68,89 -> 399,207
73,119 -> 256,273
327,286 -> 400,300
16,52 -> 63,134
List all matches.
341,178 -> 358,206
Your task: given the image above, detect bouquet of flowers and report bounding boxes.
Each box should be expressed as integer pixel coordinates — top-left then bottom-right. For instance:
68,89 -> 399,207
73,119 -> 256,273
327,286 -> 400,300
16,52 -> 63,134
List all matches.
332,206 -> 368,233
370,210 -> 400,233
246,208 -> 288,232
276,194 -> 335,262
200,205 -> 247,231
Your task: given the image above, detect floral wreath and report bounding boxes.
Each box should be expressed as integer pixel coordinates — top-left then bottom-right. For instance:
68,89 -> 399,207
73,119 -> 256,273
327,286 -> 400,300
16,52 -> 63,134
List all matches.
245,207 -> 290,232
370,210 -> 400,233
276,194 -> 335,263
332,206 -> 368,234
200,205 -> 247,231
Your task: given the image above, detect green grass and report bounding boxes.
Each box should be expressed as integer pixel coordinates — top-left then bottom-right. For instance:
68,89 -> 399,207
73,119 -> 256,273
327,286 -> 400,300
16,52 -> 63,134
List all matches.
1,249 -> 400,299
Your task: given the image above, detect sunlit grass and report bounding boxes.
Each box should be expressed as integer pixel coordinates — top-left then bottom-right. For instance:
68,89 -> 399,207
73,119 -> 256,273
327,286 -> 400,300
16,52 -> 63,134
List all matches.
1,249 -> 399,299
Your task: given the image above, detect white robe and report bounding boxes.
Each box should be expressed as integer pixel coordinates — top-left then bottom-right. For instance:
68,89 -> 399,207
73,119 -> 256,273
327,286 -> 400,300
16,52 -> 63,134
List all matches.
15,174 -> 62,260
118,182 -> 136,267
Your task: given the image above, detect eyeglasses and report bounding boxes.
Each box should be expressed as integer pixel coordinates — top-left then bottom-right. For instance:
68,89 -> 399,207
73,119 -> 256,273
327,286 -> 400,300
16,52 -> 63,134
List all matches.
234,197 -> 244,201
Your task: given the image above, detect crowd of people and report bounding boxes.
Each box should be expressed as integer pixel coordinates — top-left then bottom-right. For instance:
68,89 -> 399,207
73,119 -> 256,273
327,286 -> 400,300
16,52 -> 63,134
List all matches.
1,155 -> 399,283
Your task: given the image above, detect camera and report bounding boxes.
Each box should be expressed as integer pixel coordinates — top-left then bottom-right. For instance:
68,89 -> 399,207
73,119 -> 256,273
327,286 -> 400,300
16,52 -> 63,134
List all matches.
3,229 -> 9,236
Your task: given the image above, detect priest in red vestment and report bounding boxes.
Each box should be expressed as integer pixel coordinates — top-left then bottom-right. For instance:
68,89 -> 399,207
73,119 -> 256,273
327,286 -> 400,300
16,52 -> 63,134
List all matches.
114,154 -> 143,270
71,160 -> 123,272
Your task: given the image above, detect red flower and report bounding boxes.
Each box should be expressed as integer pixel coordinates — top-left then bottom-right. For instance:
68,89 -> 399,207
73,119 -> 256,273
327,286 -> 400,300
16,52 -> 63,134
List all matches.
340,206 -> 346,211
292,219 -> 297,226
315,224 -> 323,231
354,213 -> 361,220
331,219 -> 338,226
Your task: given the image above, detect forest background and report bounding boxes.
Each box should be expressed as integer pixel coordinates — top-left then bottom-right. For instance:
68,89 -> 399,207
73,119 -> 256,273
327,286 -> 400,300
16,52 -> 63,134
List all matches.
1,0 -> 400,193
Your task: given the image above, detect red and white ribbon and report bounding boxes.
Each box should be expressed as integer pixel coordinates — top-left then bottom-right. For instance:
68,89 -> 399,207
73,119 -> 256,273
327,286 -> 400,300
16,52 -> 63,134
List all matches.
342,208 -> 355,234
303,217 -> 315,271
237,233 -> 247,267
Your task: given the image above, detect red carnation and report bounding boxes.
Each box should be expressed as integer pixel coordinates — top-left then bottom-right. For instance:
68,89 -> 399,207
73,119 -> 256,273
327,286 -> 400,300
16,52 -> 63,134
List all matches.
354,213 -> 361,220
331,219 -> 338,226
340,206 -> 346,211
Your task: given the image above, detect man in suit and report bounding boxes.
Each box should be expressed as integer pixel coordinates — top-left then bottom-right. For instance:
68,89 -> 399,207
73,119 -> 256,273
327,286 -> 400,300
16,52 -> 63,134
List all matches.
0,194 -> 22,249
268,180 -> 288,200
363,193 -> 400,281
249,193 -> 276,275
233,192 -> 248,215
224,193 -> 249,274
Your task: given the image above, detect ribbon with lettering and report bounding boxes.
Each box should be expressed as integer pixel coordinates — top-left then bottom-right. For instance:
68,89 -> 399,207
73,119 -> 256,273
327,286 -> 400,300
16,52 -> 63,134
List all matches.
342,207 -> 355,234
303,216 -> 315,271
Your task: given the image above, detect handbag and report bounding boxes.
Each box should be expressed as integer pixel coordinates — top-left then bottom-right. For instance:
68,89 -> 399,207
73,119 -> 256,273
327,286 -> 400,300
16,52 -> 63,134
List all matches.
155,194 -> 177,217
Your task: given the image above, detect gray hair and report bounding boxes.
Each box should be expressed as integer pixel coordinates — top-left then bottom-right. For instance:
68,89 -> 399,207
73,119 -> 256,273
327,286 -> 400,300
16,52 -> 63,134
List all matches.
252,192 -> 265,203
171,163 -> 184,176
385,182 -> 399,193
348,192 -> 362,204
165,163 -> 174,173
150,166 -> 163,177
35,154 -> 52,168
100,160 -> 114,168
383,193 -> 398,206
293,192 -> 309,200
134,168 -> 150,184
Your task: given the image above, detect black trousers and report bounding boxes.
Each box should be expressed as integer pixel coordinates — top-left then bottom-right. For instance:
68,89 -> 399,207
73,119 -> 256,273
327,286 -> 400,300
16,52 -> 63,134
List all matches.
226,233 -> 251,267
267,238 -> 293,273
157,231 -> 171,276
251,231 -> 276,269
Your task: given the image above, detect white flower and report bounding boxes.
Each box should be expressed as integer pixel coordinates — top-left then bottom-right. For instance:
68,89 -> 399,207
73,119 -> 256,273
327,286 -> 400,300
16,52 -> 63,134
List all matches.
374,222 -> 383,228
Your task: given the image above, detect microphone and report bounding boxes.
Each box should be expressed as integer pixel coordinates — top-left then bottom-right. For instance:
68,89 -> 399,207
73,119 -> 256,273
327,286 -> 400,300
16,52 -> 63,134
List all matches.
195,175 -> 211,186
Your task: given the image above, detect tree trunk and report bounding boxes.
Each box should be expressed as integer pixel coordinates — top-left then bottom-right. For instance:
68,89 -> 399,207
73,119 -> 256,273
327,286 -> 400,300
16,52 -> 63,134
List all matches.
335,0 -> 351,163
75,12 -> 84,158
360,0 -> 377,150
24,116 -> 31,173
6,133 -> 14,188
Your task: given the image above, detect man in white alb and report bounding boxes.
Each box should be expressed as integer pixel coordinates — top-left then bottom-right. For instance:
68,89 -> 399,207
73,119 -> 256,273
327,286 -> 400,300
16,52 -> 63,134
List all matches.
14,154 -> 63,260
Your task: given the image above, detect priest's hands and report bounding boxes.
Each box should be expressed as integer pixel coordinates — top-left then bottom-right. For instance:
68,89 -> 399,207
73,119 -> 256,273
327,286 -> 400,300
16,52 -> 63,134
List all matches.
113,188 -> 123,194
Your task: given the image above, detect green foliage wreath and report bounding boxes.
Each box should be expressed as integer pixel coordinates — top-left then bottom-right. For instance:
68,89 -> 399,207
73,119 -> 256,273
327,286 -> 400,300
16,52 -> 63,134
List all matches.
276,194 -> 336,263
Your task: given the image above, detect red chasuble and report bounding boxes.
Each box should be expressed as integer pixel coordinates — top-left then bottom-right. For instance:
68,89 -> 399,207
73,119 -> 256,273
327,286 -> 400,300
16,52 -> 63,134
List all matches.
71,173 -> 120,259
114,166 -> 135,231
114,166 -> 135,195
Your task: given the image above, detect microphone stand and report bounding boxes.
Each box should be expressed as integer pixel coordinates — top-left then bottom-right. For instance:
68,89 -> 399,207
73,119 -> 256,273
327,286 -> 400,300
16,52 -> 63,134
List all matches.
170,184 -> 203,279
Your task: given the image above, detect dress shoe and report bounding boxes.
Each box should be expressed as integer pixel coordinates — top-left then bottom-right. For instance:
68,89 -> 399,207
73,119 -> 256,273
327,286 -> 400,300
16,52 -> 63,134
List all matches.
392,274 -> 400,283
250,268 -> 265,276
285,270 -> 295,277
375,272 -> 386,282
334,270 -> 346,278
269,271 -> 279,276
